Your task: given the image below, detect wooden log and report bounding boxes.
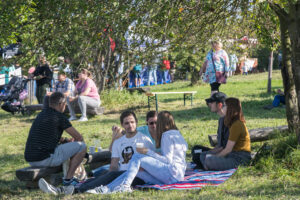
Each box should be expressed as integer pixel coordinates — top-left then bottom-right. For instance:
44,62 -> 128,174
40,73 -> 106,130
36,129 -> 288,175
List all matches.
16,166 -> 62,182
25,104 -> 43,111
64,105 -> 105,115
127,87 -> 151,93
208,125 -> 289,147
24,173 -> 62,189
25,103 -> 105,115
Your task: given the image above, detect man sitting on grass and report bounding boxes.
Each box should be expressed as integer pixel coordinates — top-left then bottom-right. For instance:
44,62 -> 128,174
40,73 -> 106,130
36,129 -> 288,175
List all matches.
38,110 -> 155,195
43,72 -> 75,109
109,110 -> 159,152
192,92 -> 229,168
263,89 -> 285,110
24,92 -> 86,186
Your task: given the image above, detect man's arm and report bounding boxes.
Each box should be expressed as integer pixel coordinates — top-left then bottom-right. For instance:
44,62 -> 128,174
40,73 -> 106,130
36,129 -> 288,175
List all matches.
109,158 -> 119,171
65,127 -> 84,141
109,126 -> 124,152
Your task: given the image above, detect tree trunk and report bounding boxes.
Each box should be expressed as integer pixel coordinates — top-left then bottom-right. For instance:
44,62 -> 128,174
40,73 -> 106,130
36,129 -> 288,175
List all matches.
267,50 -> 273,93
191,66 -> 200,85
287,1 -> 300,144
279,16 -> 299,133
208,126 -> 289,147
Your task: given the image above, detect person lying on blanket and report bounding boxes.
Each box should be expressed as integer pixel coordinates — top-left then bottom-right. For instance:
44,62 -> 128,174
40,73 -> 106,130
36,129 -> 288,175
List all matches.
84,111 -> 188,194
200,97 -> 251,171
38,110 -> 155,195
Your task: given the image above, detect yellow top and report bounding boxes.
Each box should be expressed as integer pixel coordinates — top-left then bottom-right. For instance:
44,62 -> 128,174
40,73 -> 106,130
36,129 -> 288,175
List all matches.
229,120 -> 251,152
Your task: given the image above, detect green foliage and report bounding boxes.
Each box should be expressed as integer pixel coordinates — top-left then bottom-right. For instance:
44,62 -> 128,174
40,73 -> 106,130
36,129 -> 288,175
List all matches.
250,46 -> 280,70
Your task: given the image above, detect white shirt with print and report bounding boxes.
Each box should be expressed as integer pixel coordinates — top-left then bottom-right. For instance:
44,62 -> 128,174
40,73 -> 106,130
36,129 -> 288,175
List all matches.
111,132 -> 154,171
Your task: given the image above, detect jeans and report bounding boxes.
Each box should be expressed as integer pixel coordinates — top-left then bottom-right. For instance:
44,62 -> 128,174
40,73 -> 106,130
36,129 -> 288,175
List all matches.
200,151 -> 251,171
272,95 -> 285,107
160,70 -> 166,83
107,153 -> 177,191
147,68 -> 157,86
67,96 -> 100,118
36,84 -> 48,104
76,170 -> 145,193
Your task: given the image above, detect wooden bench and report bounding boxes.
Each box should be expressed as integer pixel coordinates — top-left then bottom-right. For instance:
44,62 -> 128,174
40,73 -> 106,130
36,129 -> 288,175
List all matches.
146,91 -> 197,111
208,125 -> 289,147
16,150 -> 111,188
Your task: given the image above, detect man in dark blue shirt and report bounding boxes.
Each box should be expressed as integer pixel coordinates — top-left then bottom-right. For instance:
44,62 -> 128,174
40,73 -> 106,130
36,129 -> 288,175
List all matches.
25,92 -> 86,185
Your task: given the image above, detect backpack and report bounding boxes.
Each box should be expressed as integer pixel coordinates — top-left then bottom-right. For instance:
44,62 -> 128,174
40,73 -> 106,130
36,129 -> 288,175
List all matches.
191,145 -> 212,169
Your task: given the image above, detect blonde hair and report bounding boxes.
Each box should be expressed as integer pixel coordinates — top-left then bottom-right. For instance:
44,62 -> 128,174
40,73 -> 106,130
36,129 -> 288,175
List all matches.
211,40 -> 223,49
156,111 -> 178,148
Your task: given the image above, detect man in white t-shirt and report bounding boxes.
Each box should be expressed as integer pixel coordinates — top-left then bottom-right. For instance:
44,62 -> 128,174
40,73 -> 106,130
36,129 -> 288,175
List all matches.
110,111 -> 154,171
73,111 -> 154,194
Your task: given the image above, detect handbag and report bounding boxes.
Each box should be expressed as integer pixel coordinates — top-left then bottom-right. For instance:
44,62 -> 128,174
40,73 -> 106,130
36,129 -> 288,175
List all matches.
211,51 -> 227,84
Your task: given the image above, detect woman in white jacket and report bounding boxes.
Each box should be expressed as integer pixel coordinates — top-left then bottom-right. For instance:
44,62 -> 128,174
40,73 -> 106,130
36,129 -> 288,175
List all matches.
90,111 -> 188,194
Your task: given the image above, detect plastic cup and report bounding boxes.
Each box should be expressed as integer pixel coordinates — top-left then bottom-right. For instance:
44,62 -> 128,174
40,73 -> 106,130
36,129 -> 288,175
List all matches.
89,146 -> 95,154
136,143 -> 144,148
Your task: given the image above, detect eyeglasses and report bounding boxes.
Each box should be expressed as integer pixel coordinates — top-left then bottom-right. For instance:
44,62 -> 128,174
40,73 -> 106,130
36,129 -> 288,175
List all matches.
148,121 -> 157,125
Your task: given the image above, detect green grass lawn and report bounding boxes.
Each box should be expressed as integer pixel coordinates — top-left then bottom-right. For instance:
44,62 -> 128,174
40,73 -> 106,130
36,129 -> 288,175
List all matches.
1,70 -> 300,199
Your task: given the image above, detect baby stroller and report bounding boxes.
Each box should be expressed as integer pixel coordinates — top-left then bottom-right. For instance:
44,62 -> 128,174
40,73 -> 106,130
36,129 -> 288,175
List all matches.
0,76 -> 29,115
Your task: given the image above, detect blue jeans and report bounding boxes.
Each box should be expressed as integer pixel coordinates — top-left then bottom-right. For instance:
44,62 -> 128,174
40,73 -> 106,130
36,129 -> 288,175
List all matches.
272,95 -> 285,107
147,68 -> 157,86
160,70 -> 166,83
107,153 -> 177,190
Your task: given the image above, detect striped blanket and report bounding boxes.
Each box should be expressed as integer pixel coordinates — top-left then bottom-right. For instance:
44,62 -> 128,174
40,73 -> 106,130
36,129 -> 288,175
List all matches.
135,168 -> 236,190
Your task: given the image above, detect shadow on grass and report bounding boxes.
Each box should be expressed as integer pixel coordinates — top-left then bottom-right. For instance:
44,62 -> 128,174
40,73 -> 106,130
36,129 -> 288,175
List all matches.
221,181 -> 300,198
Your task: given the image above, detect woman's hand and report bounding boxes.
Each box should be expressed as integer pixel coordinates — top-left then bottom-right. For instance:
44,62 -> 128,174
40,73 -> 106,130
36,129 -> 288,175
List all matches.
137,147 -> 148,154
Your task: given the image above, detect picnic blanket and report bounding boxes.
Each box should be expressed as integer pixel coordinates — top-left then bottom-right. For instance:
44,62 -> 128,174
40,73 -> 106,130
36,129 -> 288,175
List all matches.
135,168 -> 236,190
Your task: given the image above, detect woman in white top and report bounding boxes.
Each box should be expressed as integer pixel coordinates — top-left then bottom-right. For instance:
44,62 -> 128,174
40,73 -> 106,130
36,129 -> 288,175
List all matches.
89,111 -> 188,194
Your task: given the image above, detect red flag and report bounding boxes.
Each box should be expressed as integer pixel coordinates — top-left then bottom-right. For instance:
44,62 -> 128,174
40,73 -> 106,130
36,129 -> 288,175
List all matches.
109,37 -> 115,51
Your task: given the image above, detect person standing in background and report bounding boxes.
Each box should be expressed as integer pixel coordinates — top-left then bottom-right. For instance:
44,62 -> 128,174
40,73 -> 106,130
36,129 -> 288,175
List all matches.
33,55 -> 53,104
199,41 -> 229,95
229,53 -> 238,77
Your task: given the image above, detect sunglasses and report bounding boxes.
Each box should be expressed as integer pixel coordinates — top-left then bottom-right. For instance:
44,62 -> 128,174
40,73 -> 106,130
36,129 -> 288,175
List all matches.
148,121 -> 157,125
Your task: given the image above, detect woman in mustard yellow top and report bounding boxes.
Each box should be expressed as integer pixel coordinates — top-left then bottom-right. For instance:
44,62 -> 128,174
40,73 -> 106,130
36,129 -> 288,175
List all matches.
200,97 -> 251,171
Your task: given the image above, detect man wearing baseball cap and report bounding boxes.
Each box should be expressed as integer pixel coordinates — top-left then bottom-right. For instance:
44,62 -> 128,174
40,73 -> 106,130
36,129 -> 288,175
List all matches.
192,92 -> 229,169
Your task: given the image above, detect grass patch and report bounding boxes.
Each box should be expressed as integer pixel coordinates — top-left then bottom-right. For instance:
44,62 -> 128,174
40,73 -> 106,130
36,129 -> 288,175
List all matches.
1,70 -> 299,199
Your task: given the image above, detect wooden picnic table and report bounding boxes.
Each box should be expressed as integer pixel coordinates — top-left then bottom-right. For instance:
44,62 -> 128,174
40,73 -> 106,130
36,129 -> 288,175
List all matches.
146,91 -> 197,111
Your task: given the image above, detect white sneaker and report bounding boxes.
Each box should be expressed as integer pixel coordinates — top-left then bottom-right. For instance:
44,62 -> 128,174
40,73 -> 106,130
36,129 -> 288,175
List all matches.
86,185 -> 110,194
38,178 -> 74,195
69,116 -> 78,121
112,185 -> 132,193
78,117 -> 88,122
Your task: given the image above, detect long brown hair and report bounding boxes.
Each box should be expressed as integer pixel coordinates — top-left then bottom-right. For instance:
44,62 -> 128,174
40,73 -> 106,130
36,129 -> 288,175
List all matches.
224,98 -> 245,127
156,111 -> 178,148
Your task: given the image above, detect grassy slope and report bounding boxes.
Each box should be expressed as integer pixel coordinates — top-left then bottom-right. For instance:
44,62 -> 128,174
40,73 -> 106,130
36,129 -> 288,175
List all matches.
0,71 -> 299,199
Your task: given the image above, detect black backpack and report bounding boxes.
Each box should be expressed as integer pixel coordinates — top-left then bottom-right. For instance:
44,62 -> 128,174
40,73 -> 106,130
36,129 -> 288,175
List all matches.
191,145 -> 212,169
